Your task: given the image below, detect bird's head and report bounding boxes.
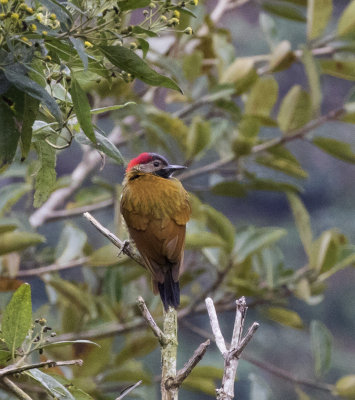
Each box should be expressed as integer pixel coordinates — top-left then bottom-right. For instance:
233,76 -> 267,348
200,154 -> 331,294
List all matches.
126,152 -> 186,178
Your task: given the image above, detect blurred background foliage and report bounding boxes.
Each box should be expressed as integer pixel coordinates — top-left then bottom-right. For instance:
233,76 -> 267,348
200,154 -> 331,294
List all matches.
1,0 -> 355,398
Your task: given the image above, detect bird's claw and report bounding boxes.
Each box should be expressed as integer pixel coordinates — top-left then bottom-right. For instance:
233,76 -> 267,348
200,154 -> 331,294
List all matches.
117,240 -> 130,257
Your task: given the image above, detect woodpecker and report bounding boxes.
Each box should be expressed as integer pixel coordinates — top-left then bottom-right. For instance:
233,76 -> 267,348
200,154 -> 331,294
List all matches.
120,153 -> 191,311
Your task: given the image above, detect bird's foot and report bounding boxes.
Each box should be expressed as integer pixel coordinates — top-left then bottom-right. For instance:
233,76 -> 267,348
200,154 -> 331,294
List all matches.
117,240 -> 130,257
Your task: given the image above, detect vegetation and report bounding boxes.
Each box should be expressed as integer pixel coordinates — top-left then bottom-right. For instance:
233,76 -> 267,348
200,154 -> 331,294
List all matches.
1,0 -> 355,398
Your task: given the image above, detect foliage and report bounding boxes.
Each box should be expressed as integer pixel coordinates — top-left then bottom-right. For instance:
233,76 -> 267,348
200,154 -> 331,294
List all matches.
1,0 -> 355,399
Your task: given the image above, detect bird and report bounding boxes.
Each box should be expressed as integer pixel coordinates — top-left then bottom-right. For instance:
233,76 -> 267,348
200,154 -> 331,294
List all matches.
120,152 -> 191,311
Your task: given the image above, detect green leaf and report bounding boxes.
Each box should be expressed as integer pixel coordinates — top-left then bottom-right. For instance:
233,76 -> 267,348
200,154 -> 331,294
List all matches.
49,375 -> 95,400
99,45 -> 181,92
245,77 -> 278,118
118,0 -> 150,11
301,48 -> 321,115
75,128 -> 124,164
183,51 -> 203,82
338,0 -> 355,37
262,1 -> 306,22
2,284 -> 32,357
312,137 -> 355,163
234,226 -> 287,263
269,40 -> 295,72
0,100 -> 20,170
4,68 -> 62,123
310,229 -> 345,272
0,183 -> 31,216
21,94 -> 39,160
221,57 -> 258,95
287,192 -> 313,257
256,155 -> 308,179
310,320 -> 332,377
266,307 -> 303,328
132,26 -> 158,37
90,102 -> 135,115
307,0 -> 332,40
336,375 -> 355,399
0,231 -> 45,256
55,224 -> 87,264
70,75 -> 96,143
203,205 -> 236,252
186,116 -> 211,159
211,181 -> 248,197
0,350 -> 11,363
320,59 -> 355,80
28,369 -> 75,400
277,85 -> 312,133
318,244 -> 355,281
33,141 -> 57,207
185,232 -> 226,249
69,37 -> 88,70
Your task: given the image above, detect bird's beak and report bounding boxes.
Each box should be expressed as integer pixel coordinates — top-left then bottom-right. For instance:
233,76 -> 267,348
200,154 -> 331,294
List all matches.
158,164 -> 186,178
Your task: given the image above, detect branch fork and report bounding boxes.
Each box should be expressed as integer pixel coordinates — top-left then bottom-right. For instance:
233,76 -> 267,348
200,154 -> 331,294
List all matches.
206,297 -> 259,400
137,297 -> 210,399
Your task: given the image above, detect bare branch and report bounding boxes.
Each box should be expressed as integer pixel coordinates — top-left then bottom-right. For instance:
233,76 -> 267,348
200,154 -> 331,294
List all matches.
178,156 -> 234,182
205,297 -> 227,356
167,339 -> 210,389
137,297 -> 166,346
83,212 -> 144,266
115,380 -> 142,400
0,359 -> 83,377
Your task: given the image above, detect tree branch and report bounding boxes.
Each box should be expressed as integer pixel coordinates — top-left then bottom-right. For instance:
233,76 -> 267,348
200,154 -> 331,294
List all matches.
83,212 -> 144,266
167,339 -> 210,390
137,297 -> 166,346
206,297 -> 259,400
0,359 -> 83,377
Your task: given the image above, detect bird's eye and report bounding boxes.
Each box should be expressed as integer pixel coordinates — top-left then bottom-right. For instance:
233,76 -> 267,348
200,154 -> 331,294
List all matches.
153,161 -> 160,167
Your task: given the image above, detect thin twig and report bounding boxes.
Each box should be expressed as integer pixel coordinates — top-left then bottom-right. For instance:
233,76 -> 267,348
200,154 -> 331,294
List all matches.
228,322 -> 260,361
17,257 -> 88,278
0,359 -> 83,377
137,297 -> 166,346
115,380 -> 142,400
83,212 -> 144,266
1,377 -> 33,400
167,339 -> 210,389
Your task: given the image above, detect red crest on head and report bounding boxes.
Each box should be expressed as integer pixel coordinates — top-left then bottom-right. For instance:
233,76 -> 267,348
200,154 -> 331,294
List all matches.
126,152 -> 153,172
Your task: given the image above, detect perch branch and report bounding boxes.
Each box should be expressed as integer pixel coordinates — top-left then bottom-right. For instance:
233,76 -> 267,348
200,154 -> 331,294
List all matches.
83,212 -> 144,266
137,296 -> 166,346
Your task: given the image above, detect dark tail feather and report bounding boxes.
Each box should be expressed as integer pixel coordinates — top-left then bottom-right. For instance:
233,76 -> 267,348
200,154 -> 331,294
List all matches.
158,269 -> 180,311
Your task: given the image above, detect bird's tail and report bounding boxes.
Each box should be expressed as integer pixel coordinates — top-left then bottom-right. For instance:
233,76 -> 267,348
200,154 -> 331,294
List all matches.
158,269 -> 180,311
